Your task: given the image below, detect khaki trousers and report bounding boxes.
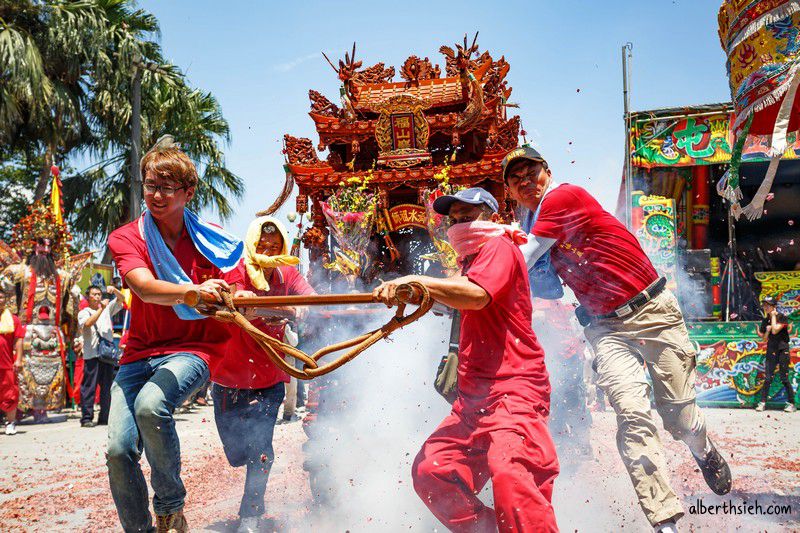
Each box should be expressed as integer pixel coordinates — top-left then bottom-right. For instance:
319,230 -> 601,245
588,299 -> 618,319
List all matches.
584,289 -> 707,525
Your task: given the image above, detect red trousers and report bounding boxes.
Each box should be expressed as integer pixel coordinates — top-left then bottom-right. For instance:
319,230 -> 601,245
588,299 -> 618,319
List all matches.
0,368 -> 18,412
413,398 -> 560,532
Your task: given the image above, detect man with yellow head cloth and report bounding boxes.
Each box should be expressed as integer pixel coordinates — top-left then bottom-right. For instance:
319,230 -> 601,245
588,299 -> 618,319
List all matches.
212,216 -> 315,533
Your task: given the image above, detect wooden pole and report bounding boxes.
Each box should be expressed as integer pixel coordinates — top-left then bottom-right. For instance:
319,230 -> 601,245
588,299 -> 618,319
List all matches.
184,284 -> 422,308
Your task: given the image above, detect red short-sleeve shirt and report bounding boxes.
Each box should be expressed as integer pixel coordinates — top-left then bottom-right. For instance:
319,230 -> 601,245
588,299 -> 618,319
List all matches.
0,315 -> 23,370
211,261 -> 316,390
108,219 -> 232,366
532,184 -> 658,315
458,235 -> 550,411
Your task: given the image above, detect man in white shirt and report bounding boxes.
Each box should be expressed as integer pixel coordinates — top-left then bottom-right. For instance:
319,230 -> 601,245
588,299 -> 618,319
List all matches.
78,285 -> 124,427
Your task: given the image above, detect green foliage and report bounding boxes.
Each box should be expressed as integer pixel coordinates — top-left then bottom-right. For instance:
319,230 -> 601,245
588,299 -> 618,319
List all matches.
0,0 -> 243,245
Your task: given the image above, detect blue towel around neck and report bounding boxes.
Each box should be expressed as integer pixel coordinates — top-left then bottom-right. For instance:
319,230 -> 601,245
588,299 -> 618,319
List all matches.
142,209 -> 243,320
522,204 -> 564,300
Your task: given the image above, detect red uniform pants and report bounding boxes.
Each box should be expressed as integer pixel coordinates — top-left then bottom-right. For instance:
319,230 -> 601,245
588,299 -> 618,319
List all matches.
412,399 -> 560,532
0,368 -> 19,412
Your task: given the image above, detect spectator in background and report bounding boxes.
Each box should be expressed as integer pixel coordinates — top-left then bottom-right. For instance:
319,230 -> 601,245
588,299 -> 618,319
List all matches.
78,285 -> 124,427
756,296 -> 796,412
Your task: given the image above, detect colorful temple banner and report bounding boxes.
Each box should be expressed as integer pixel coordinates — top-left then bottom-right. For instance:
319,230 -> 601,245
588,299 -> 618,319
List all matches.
754,271 -> 800,322
631,112 -> 800,169
689,321 -> 799,407
631,194 -> 678,290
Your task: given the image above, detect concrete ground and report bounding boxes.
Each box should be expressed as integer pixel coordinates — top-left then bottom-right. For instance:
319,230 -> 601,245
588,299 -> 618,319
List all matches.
0,406 -> 797,532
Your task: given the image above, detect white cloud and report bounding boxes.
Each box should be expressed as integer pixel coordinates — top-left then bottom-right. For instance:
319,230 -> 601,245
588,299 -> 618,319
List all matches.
273,52 -> 320,73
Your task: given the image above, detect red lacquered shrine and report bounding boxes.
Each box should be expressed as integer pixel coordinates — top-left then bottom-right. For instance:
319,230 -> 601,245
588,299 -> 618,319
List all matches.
284,37 -> 521,281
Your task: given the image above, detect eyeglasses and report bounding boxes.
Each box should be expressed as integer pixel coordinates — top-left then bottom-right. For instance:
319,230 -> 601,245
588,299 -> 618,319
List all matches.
143,183 -> 186,196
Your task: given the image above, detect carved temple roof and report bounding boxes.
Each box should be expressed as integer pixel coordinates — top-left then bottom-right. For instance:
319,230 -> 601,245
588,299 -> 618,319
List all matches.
287,157 -> 506,188
352,77 -> 465,112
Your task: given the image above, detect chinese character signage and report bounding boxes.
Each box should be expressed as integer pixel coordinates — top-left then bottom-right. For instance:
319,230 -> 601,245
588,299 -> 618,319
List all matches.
631,112 -> 800,169
375,94 -> 431,169
387,204 -> 427,230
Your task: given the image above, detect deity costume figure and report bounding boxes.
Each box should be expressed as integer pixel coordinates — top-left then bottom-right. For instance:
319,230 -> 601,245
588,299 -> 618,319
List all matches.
3,215 -> 80,415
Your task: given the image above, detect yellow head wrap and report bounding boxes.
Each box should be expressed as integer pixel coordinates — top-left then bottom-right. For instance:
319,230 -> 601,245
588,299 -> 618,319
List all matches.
244,216 -> 300,291
0,309 -> 14,335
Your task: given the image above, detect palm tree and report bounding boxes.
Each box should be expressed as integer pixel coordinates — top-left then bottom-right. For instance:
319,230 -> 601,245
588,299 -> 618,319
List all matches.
64,78 -> 243,243
0,0 -> 109,199
1,0 -> 243,246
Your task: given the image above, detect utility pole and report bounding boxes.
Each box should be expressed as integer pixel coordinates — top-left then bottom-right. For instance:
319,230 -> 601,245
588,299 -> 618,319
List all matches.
129,57 -> 167,222
622,42 -> 634,229
130,65 -> 143,222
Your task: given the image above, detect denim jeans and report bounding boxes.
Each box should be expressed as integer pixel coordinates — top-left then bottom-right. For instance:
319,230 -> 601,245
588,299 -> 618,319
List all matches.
106,352 -> 209,532
211,382 -> 285,518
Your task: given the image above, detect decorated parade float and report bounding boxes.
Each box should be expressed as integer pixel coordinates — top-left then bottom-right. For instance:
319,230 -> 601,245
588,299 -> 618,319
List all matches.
620,0 -> 800,407
275,36 -> 520,289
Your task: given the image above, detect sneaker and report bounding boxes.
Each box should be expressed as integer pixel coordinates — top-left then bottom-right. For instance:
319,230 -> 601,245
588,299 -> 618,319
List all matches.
693,439 -> 732,495
784,403 -> 797,413
755,402 -> 766,411
653,520 -> 679,533
81,421 -> 96,428
4,422 -> 17,435
237,516 -> 260,533
156,511 -> 188,533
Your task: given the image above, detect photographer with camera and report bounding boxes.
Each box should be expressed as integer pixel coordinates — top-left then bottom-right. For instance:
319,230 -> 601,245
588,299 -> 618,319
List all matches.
77,284 -> 124,428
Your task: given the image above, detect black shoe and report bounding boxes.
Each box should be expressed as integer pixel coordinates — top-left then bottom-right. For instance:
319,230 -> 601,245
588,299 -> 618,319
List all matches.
81,421 -> 96,428
694,439 -> 732,495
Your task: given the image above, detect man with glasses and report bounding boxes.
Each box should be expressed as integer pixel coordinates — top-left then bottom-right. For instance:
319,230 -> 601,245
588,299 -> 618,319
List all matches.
373,188 -> 560,533
502,146 -> 731,533
106,138 -> 242,533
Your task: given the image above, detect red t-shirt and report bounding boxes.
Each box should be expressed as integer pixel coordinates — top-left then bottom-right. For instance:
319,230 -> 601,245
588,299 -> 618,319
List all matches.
532,184 -> 658,315
108,219 -> 232,366
211,261 -> 315,389
0,315 -> 23,370
458,235 -> 550,411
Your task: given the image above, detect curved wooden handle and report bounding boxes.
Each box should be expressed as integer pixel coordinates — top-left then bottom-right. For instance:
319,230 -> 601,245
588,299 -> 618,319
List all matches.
183,289 -> 217,308
395,283 -> 423,305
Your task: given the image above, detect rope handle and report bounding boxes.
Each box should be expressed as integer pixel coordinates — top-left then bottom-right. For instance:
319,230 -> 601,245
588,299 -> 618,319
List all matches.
188,282 -> 433,380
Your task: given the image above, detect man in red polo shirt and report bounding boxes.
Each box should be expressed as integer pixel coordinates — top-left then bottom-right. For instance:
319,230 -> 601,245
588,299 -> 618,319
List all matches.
374,187 -> 559,533
503,146 -> 731,532
212,216 -> 314,533
106,139 -> 241,533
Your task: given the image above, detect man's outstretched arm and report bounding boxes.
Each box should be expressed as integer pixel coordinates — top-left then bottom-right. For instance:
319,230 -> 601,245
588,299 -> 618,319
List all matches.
373,274 -> 490,311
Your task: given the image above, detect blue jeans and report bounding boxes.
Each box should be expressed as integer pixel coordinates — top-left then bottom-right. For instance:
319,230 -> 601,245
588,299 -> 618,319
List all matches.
106,353 -> 209,532
212,382 -> 285,518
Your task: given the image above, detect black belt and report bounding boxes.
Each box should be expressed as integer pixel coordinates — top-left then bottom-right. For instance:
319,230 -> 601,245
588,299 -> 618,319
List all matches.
595,276 -> 667,320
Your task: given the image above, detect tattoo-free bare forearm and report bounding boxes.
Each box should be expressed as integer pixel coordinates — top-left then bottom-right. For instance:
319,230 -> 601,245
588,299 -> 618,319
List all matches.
125,268 -> 196,306
415,275 -> 489,310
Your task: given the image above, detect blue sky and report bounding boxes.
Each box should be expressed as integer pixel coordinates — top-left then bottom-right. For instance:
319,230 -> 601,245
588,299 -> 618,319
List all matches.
136,0 -> 731,237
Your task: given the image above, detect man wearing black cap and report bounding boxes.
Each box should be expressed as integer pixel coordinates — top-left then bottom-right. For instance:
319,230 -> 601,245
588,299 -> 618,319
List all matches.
756,296 -> 796,412
501,146 -> 731,532
373,187 -> 559,532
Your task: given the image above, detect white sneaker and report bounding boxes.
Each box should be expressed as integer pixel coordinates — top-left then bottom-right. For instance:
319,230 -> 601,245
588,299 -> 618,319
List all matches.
237,516 -> 259,533
654,521 -> 679,533
4,422 -> 17,435
755,402 -> 766,412
785,403 -> 797,413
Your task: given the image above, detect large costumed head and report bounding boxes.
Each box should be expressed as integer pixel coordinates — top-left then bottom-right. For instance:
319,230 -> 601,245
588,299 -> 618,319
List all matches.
11,202 -> 71,274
